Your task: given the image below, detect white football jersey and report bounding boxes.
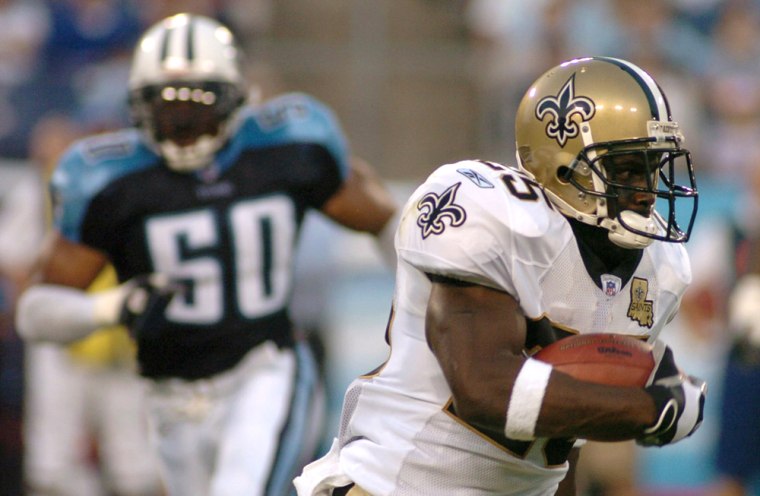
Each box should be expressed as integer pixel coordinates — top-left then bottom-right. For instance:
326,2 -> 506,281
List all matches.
299,160 -> 692,496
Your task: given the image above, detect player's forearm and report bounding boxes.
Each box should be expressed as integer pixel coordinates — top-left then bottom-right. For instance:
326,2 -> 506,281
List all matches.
535,371 -> 657,441
16,283 -> 127,344
453,355 -> 659,443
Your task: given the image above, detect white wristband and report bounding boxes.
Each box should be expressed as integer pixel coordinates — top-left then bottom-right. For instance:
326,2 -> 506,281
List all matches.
505,358 -> 553,440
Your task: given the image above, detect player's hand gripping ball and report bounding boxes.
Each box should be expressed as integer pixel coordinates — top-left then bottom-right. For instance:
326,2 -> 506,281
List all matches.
534,333 -> 655,387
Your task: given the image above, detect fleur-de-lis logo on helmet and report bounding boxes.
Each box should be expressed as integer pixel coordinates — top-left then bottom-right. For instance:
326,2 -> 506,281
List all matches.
535,74 -> 595,147
417,183 -> 467,239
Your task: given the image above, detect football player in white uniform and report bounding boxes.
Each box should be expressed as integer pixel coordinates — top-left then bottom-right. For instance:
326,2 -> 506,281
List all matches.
295,57 -> 706,496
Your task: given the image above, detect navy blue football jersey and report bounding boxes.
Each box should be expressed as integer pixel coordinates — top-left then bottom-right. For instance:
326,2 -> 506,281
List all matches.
50,93 -> 350,379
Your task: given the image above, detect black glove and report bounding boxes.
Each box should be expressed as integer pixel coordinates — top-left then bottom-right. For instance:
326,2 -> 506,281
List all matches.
638,340 -> 707,447
119,274 -> 186,338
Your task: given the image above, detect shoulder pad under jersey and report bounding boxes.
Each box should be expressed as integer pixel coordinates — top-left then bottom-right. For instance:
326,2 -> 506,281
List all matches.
397,159 -> 570,293
51,129 -> 158,242
235,92 -> 350,178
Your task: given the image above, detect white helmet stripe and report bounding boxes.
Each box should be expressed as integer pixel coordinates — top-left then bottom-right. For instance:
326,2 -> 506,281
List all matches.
186,17 -> 196,61
131,13 -> 243,89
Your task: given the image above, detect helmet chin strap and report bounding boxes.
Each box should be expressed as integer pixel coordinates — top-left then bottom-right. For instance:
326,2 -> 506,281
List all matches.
601,211 -> 656,249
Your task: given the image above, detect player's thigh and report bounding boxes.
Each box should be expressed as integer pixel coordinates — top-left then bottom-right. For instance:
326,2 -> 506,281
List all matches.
143,387 -> 213,496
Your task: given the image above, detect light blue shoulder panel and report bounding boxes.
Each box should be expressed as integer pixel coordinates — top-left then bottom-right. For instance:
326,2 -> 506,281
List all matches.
217,92 -> 351,179
51,128 -> 159,242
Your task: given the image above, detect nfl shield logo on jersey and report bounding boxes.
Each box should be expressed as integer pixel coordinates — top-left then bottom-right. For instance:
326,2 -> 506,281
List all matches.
601,274 -> 622,297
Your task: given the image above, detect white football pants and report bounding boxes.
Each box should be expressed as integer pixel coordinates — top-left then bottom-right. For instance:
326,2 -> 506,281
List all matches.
145,339 -> 325,496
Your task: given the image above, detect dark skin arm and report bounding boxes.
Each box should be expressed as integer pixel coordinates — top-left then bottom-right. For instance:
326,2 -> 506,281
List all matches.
26,231 -> 109,289
425,279 -> 659,441
320,156 -> 397,235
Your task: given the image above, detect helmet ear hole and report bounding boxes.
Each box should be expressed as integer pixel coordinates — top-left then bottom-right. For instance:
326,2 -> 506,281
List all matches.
556,166 -> 572,184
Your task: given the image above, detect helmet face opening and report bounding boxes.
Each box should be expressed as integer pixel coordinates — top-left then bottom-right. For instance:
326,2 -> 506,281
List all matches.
565,137 -> 697,244
130,81 -> 244,147
153,99 -> 221,146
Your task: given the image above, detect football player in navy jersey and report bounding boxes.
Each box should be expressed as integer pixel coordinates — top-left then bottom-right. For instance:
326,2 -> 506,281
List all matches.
295,57 -> 706,496
15,13 -> 397,496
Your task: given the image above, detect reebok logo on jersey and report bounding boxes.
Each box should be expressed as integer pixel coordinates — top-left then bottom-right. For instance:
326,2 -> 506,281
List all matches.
627,277 -> 654,328
457,168 -> 494,188
416,183 -> 467,239
535,74 -> 595,147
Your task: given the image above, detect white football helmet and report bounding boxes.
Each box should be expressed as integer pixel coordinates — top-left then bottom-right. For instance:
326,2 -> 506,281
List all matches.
128,13 -> 248,172
515,57 -> 698,249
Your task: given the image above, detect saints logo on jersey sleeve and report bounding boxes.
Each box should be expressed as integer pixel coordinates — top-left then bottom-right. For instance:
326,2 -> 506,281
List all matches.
416,182 -> 467,239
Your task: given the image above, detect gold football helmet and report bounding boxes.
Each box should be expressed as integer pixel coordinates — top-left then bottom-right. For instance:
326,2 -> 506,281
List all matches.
515,57 -> 697,249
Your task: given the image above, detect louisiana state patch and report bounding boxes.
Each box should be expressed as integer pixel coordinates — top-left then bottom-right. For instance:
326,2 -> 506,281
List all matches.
627,277 -> 654,328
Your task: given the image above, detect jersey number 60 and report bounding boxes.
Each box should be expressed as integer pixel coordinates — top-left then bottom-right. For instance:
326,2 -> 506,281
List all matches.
145,195 -> 296,324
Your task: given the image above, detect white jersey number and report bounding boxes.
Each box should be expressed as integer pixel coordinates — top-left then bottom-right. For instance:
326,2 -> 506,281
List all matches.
145,195 -> 296,324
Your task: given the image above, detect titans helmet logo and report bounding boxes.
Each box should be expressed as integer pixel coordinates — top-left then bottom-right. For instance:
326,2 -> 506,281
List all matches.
417,182 -> 467,239
535,74 -> 595,147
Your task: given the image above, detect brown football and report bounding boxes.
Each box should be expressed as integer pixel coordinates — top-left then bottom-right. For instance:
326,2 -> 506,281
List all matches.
533,333 -> 654,387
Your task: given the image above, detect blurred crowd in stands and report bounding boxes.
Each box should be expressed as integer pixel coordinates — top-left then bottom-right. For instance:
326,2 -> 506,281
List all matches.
0,0 -> 270,161
0,0 -> 759,495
